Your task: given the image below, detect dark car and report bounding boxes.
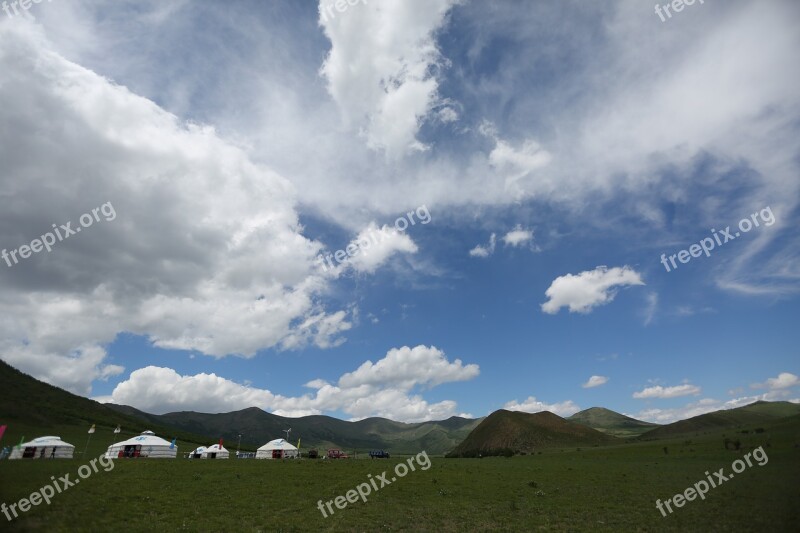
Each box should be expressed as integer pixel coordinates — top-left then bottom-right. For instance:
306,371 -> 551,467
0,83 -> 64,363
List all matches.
369,450 -> 390,458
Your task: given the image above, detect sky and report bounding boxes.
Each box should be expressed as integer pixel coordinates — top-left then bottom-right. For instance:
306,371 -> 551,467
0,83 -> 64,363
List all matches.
0,0 -> 798,425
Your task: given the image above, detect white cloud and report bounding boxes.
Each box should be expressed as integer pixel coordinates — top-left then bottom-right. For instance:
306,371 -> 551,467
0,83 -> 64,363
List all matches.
99,345 -> 479,422
437,107 -> 459,123
469,233 -> 496,258
633,383 -> 701,399
643,292 -> 658,326
502,225 -> 534,247
481,123 -> 553,196
582,375 -> 608,389
751,372 -> 799,390
0,22 -> 351,395
100,366 -> 277,414
340,223 -> 419,274
339,345 -> 478,389
319,0 -> 458,158
503,396 -> 580,417
541,266 -> 645,315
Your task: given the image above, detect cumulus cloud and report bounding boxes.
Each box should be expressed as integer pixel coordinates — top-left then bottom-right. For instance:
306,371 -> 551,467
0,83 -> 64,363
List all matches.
319,0 -> 458,157
633,383 -> 701,399
339,223 -> 419,274
339,345 -> 478,389
469,233 -> 496,258
503,396 -> 580,417
751,372 -> 799,390
99,345 -> 479,422
0,22 -> 350,395
502,225 -> 534,248
541,266 -> 645,314
582,375 -> 608,389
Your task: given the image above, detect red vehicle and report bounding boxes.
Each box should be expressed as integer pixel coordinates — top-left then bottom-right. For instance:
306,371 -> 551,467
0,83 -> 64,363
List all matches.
327,449 -> 349,459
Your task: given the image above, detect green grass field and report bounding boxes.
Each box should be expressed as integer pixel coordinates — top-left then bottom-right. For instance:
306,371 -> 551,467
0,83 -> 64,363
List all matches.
1,418 -> 798,532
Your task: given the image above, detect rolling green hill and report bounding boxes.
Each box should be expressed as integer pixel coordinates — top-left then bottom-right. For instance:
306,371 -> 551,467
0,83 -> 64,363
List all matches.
447,409 -> 617,457
0,360 -> 215,457
638,401 -> 800,440
0,359 -> 479,455
568,407 -> 660,437
106,404 -> 481,455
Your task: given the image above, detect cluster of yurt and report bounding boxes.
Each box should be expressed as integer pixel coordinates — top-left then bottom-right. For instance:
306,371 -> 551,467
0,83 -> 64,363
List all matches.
105,430 -> 177,459
3,429 -> 305,462
188,443 -> 229,459
8,436 -> 75,459
256,438 -> 298,459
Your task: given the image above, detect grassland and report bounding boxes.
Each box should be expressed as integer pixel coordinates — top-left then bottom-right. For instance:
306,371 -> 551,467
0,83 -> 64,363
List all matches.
2,416 -> 798,532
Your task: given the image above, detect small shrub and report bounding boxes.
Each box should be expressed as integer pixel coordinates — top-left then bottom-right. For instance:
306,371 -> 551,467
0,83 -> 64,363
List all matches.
528,481 -> 538,488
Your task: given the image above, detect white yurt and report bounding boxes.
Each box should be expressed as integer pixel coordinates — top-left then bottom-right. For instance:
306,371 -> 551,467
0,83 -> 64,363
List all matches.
188,446 -> 207,459
255,438 -> 298,459
8,436 -> 74,459
202,444 -> 229,459
105,430 -> 177,459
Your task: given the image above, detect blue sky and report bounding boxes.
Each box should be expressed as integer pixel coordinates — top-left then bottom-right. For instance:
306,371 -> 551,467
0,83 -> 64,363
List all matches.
1,0 -> 798,424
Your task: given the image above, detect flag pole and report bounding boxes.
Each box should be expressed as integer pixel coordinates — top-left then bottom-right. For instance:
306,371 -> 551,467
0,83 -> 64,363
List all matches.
83,424 -> 96,456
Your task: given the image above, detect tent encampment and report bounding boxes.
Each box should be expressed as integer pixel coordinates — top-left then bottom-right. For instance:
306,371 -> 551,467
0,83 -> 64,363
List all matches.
255,438 -> 298,459
202,444 -> 229,459
105,430 -> 177,459
8,436 -> 74,459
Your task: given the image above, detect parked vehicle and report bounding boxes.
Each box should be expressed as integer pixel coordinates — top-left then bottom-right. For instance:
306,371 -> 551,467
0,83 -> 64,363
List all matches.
327,448 -> 349,459
369,450 -> 390,458
307,449 -> 319,459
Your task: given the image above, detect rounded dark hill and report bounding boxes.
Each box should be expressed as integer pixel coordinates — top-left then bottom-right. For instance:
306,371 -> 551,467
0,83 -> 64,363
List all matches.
447,409 -> 617,457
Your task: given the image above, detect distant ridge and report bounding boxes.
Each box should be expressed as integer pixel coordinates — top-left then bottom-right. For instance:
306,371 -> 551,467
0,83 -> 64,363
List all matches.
639,400 -> 800,439
447,409 -> 617,457
0,359 -> 480,454
0,360 -> 211,447
106,404 -> 482,454
568,407 -> 659,438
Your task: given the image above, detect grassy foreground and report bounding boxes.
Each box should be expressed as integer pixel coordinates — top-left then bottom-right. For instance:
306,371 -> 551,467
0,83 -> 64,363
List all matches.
1,421 -> 798,532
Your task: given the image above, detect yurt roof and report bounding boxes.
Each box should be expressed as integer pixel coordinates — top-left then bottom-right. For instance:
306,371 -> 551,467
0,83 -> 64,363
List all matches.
190,446 -> 207,454
257,438 -> 297,451
204,444 -> 228,452
20,436 -> 74,448
111,430 -> 172,447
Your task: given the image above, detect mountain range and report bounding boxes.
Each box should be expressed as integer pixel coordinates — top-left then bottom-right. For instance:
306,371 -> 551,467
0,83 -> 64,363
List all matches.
3,359 -> 799,456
